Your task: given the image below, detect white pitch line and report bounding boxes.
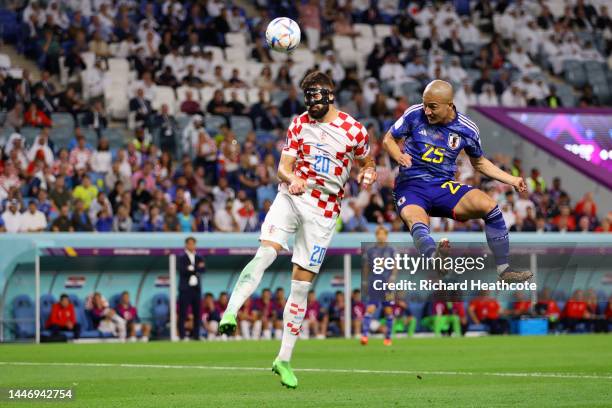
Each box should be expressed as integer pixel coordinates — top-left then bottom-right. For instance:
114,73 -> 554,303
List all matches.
1,361 -> 612,381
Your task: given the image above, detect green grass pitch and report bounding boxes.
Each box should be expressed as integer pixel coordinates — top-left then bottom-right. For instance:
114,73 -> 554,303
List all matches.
1,335 -> 611,407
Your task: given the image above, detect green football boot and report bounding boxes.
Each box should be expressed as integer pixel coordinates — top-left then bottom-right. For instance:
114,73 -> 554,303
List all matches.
272,358 -> 298,389
218,313 -> 237,335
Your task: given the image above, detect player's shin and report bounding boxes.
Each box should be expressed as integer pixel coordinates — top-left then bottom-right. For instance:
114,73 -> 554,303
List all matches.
410,222 -> 436,258
385,316 -> 393,340
483,206 -> 510,274
278,280 -> 311,362
225,246 -> 277,316
362,313 -> 372,337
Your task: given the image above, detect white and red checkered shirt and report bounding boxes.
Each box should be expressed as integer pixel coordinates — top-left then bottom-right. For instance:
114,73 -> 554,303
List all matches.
281,111 -> 370,218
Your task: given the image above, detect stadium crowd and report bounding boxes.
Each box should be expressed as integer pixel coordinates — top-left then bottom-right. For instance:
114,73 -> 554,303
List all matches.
0,0 -> 611,235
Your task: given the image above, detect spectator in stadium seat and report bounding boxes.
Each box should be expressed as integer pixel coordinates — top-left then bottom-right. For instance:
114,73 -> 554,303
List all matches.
56,86 -> 86,119
544,86 -> 563,108
24,103 -> 52,128
82,101 -> 109,139
477,84 -> 499,106
140,205 -> 164,232
95,207 -> 113,232
453,81 -> 478,113
194,200 -> 215,232
46,294 -> 80,339
344,201 -> 369,232
207,89 -> 232,117
227,91 -> 247,116
163,203 -> 181,232
552,206 -> 576,232
605,295 -> 612,331
49,176 -> 71,210
51,203 -> 74,232
574,192 -> 598,219
20,200 -> 47,232
69,136 -> 93,171
131,161 -> 156,191
5,102 -> 25,130
214,199 -> 239,232
468,291 -> 509,334
177,204 -> 195,232
178,236 -> 205,340
129,88 -> 155,128
1,199 -> 21,233
72,175 -> 98,210
280,87 -> 305,118
579,85 -> 600,107
112,204 -> 133,232
90,138 -> 112,175
179,91 -> 201,117
116,291 -> 151,342
71,199 -> 94,232
562,290 -> 591,333
342,91 -> 368,119
259,104 -> 284,132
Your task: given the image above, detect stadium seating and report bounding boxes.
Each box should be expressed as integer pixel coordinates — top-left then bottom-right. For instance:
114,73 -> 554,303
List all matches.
11,294 -> 35,339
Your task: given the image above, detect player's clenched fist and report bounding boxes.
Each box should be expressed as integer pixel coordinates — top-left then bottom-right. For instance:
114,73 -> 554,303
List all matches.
396,153 -> 412,168
358,167 -> 377,187
512,177 -> 528,193
288,178 -> 307,195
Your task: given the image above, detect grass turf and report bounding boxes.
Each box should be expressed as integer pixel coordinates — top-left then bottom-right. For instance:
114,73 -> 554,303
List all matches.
1,335 -> 611,407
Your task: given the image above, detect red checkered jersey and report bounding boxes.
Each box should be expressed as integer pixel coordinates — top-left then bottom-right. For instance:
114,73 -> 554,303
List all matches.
282,111 -> 370,218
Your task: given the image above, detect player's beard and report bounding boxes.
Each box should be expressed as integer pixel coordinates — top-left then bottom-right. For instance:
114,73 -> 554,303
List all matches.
308,103 -> 329,119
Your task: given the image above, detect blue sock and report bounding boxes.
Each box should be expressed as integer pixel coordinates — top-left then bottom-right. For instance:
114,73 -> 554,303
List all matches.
410,222 -> 436,258
385,315 -> 393,339
362,313 -> 372,336
484,206 -> 510,269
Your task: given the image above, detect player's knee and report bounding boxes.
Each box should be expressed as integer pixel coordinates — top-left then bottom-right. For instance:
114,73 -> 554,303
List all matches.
260,240 -> 282,254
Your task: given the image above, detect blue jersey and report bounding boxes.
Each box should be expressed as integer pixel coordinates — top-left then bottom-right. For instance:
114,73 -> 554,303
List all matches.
390,104 -> 483,183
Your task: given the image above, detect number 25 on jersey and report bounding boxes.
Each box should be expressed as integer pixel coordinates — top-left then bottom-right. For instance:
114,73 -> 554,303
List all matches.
421,144 -> 445,164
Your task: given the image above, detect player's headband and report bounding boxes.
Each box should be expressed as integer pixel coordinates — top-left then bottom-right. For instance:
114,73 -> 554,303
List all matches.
304,87 -> 334,107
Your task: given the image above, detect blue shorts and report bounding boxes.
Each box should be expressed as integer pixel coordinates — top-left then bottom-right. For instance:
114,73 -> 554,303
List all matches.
393,179 -> 475,219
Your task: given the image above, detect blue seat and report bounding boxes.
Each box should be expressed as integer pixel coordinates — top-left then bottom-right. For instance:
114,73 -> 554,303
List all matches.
230,115 -> 253,142
109,293 -> 123,309
205,115 -> 227,135
12,295 -> 35,338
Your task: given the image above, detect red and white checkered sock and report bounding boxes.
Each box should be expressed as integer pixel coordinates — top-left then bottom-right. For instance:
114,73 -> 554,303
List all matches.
277,280 -> 311,362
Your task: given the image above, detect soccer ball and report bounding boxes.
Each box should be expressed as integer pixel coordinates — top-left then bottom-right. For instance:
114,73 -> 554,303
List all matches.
265,17 -> 301,53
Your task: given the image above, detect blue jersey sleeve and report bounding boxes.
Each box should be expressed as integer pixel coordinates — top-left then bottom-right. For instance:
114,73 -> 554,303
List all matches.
458,113 -> 483,158
389,104 -> 423,139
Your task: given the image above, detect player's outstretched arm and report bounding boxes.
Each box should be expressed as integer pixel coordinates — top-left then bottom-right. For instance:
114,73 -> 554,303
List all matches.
382,132 -> 412,167
277,153 -> 306,195
469,156 -> 527,192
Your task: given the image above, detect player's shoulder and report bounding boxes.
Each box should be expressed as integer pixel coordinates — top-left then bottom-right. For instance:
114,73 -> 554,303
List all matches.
333,110 -> 367,138
402,103 -> 424,119
289,111 -> 311,132
455,111 -> 480,139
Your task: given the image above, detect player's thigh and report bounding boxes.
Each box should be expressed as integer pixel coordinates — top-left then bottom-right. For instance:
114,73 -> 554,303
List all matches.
399,205 -> 430,230
453,188 -> 497,220
292,212 -> 336,276
260,193 -> 300,251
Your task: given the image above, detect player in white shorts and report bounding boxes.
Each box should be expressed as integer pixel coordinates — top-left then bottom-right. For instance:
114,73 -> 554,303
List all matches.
219,71 -> 377,388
